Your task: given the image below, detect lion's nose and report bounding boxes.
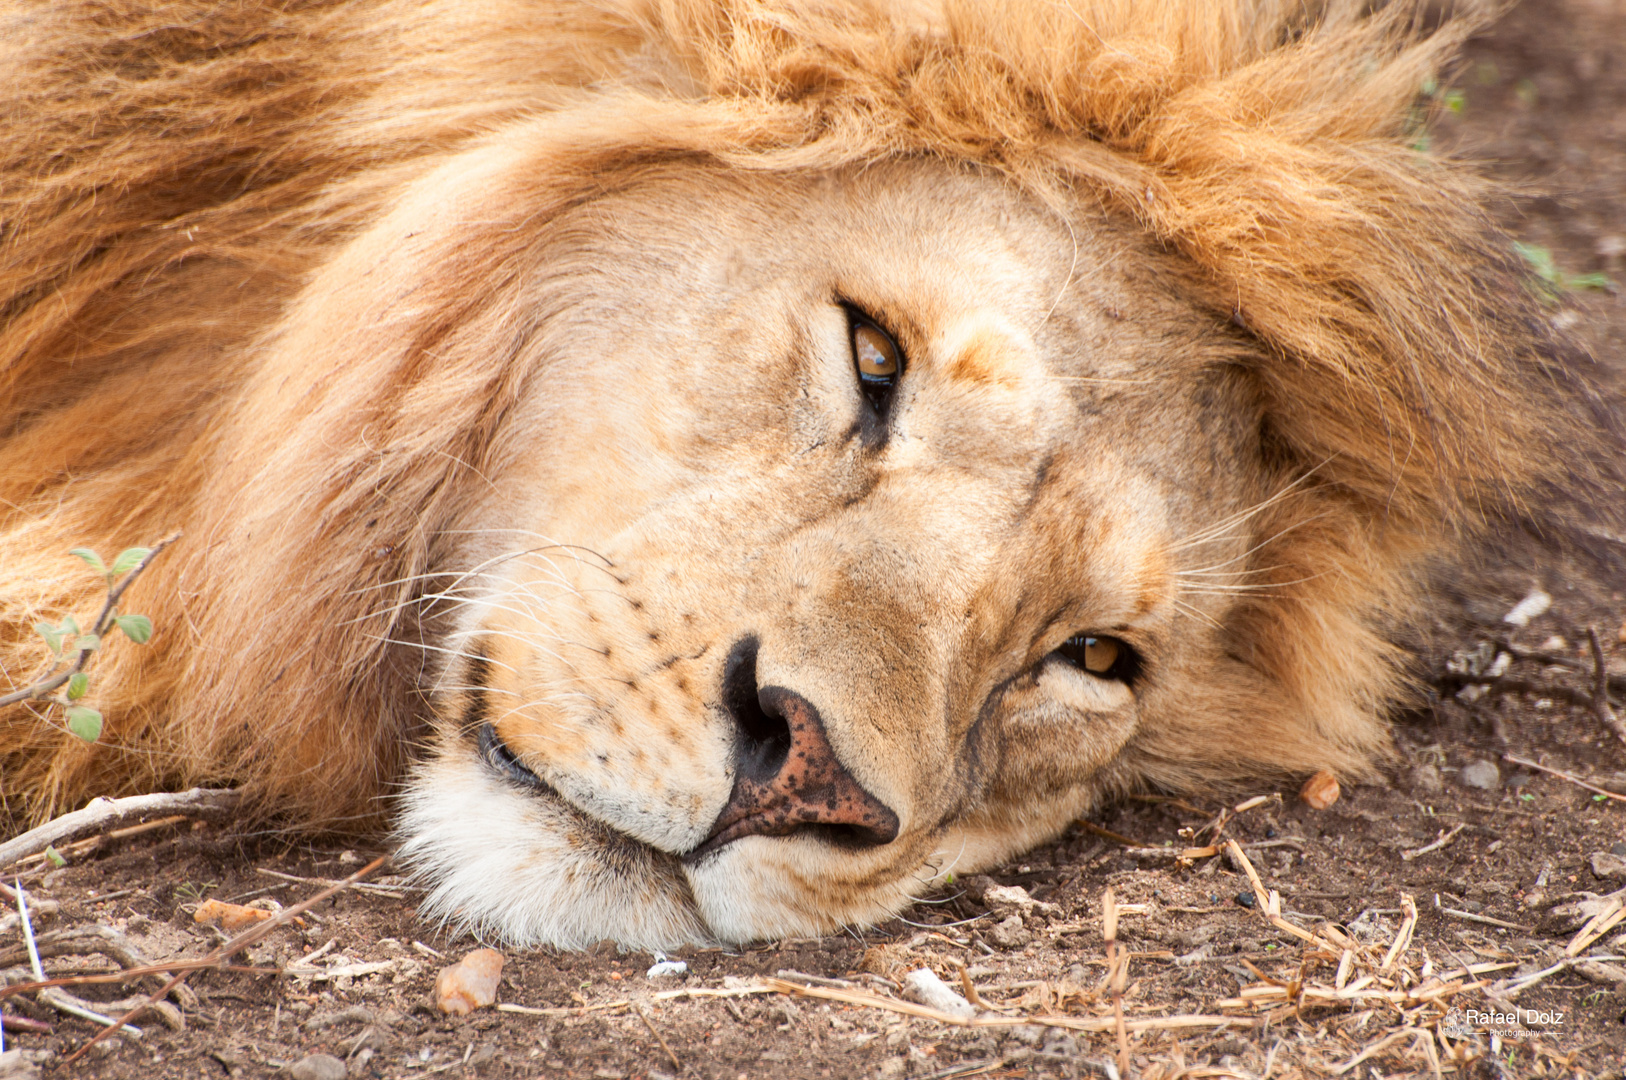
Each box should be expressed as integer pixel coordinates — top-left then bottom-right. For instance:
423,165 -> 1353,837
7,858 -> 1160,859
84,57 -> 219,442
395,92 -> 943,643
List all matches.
694,640 -> 899,856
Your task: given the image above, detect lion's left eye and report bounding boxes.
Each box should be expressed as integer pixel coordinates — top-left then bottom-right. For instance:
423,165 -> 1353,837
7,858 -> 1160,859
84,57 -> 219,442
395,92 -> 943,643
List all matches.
847,309 -> 903,414
1052,634 -> 1139,682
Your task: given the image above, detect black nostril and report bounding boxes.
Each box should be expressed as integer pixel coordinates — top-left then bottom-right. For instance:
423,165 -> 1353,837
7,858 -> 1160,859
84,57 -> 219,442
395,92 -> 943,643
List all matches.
721,636 -> 790,782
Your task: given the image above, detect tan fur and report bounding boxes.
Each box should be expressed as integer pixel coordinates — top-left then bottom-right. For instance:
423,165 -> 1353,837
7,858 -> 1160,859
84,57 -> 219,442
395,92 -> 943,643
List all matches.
1,0 -> 1619,944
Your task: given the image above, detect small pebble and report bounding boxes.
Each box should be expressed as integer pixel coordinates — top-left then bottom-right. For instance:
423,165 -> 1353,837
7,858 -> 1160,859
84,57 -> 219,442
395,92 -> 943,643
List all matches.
192,899 -> 274,932
1590,852 -> 1626,880
1409,764 -> 1444,794
1299,769 -> 1340,809
434,948 -> 505,1015
1458,760 -> 1501,791
287,1053 -> 346,1080
986,914 -> 1031,949
1502,588 -> 1551,627
646,952 -> 687,979
900,968 -> 976,1019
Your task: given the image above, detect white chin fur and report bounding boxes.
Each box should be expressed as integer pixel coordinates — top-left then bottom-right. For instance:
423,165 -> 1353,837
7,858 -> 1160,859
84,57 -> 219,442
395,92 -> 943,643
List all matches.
685,837 -> 913,943
397,751 -> 710,950
398,746 -> 927,948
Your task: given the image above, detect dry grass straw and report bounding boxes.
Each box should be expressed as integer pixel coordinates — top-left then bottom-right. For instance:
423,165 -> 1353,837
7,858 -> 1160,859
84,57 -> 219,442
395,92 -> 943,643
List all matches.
1217,840 -> 1502,1076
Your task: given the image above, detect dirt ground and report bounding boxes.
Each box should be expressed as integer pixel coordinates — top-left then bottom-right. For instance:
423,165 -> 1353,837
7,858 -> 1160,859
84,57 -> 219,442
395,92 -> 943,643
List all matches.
4,2 -> 1626,1077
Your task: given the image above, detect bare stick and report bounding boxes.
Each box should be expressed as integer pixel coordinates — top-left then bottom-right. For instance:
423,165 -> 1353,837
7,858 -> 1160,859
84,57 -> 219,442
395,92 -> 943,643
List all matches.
634,1004 -> 681,1072
13,879 -> 145,1038
1587,627 -> 1626,747
1103,888 -> 1131,1077
762,977 -> 1239,1034
1400,824 -> 1466,861
54,854 -> 386,1067
1436,907 -> 1531,932
256,867 -> 413,896
0,787 -> 240,869
498,999 -> 634,1018
1566,896 -> 1626,958
1504,754 -> 1626,803
0,534 -> 178,709
1379,895 -> 1417,974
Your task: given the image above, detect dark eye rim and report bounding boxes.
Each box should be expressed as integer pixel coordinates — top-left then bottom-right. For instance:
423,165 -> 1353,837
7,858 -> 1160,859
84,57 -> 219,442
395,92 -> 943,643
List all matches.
1050,634 -> 1142,684
840,302 -> 904,414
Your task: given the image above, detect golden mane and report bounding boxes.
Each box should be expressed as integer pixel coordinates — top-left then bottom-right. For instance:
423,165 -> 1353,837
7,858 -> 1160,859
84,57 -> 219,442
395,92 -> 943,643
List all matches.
2,0 -> 1617,826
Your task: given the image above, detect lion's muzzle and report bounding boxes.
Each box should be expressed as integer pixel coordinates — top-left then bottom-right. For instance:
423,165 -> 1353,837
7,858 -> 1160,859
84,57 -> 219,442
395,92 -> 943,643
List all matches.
692,640 -> 899,858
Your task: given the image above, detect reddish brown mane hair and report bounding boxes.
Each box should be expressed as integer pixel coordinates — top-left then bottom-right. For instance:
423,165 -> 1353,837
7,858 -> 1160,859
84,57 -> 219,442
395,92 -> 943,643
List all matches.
2,0 -> 1617,826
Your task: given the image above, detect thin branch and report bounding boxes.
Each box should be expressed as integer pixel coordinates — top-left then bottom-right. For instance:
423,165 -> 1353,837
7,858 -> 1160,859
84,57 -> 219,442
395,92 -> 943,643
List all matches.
1588,627 -> 1626,747
0,534 -> 178,709
48,855 -> 386,1068
0,787 -> 240,869
1503,754 -> 1626,803
634,1003 -> 681,1072
1400,823 -> 1466,861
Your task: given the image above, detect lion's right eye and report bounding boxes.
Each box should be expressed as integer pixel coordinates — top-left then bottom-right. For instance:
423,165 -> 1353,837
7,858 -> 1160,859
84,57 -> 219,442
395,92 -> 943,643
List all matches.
846,309 -> 903,414
1052,634 -> 1139,682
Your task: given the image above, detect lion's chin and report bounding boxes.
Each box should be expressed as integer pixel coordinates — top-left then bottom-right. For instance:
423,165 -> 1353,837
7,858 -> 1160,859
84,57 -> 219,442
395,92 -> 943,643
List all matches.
397,748 -> 922,949
397,752 -> 711,950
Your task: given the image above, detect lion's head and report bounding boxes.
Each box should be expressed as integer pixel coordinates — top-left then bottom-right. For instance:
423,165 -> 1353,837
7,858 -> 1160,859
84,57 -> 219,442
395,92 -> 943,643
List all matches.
2,0 -> 1618,948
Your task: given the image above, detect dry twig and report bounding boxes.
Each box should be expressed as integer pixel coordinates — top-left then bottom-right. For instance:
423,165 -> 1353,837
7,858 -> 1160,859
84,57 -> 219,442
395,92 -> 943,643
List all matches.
634,1003 -> 681,1072
1400,824 -> 1467,861
1502,753 -> 1626,802
17,855 -> 390,1067
1566,894 -> 1626,957
0,788 -> 240,869
1587,627 -> 1626,747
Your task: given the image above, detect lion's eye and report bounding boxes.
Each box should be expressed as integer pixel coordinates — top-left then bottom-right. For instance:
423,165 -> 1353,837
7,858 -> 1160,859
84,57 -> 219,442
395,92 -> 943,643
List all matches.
1052,634 -> 1138,682
848,310 -> 902,413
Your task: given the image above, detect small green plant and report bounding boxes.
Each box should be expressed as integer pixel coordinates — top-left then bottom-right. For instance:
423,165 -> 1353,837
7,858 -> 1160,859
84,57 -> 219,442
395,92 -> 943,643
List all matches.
1407,77 -> 1467,152
173,880 -> 218,906
1514,241 -> 1613,295
0,536 -> 174,743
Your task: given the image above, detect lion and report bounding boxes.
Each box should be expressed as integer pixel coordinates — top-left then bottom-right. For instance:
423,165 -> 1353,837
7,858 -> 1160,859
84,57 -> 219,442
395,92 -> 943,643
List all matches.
1,0 -> 1619,948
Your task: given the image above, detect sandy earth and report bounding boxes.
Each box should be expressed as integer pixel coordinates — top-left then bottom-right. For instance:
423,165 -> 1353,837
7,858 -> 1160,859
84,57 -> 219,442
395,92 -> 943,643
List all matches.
3,1 -> 1626,1077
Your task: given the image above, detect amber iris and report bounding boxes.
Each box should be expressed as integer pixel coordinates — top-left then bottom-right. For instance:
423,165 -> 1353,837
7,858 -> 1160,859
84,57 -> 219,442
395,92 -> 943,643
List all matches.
1055,634 -> 1131,679
853,322 -> 899,380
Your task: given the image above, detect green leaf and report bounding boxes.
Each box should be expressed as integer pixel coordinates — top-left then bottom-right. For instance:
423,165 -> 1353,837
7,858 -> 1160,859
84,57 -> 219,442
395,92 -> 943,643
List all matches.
61,615 -> 81,637
67,672 -> 89,700
44,846 -> 66,868
69,547 -> 107,575
65,705 -> 103,742
110,547 -> 151,575
34,621 -> 64,654
114,614 -> 154,644
1513,241 -> 1561,286
75,634 -> 102,653
1568,271 -> 1614,292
